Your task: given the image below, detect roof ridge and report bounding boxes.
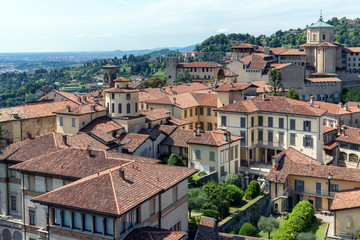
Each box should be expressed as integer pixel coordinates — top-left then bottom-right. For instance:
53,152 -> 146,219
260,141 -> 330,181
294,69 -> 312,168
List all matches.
109,171 -> 121,214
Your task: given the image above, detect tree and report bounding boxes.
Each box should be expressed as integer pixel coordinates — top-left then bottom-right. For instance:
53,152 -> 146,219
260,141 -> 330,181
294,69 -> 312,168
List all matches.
141,77 -> 166,88
245,180 -> 260,200
224,173 -> 242,187
202,182 -> 230,218
296,232 -> 316,240
167,153 -> 184,166
238,223 -> 258,237
188,188 -> 206,218
258,216 -> 280,239
176,69 -> 192,83
288,88 -> 300,100
225,185 -> 244,204
269,69 -> 284,96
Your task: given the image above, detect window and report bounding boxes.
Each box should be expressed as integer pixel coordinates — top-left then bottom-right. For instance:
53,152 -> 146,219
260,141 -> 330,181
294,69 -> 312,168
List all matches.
221,166 -> 225,177
207,122 -> 212,131
258,116 -> 263,126
170,221 -> 181,231
127,103 -> 130,114
73,212 -> 82,229
315,197 -> 322,209
135,103 -> 138,113
268,131 -> 273,144
290,133 -> 296,146
63,210 -> 71,227
195,150 -> 201,160
209,151 -> 215,161
240,117 -> 246,128
304,135 -> 313,148
105,218 -> 114,236
111,103 -> 115,113
190,109 -> 193,117
9,170 -> 16,178
279,132 -> 284,145
268,117 -> 273,127
184,110 -> 187,118
46,178 -> 52,192
303,121 -> 311,131
54,209 -> 61,225
126,94 -> 131,100
28,175 -> 35,191
71,118 -> 76,127
322,34 -> 325,40
207,108 -> 211,116
111,93 -> 115,99
59,117 -> 63,126
258,129 -> 263,142
240,131 -> 246,144
234,146 -> 238,159
150,198 -> 156,215
251,130 -> 254,143
295,179 -> 304,192
118,103 -> 122,113
330,183 -> 339,192
290,119 -> 296,130
200,107 -> 204,115
172,186 -> 178,202
251,117 -> 254,127
279,118 -> 284,128
221,116 -> 227,126
84,214 -> 92,231
120,215 -> 126,233
29,209 -> 35,225
95,216 -> 104,233
195,108 -> 198,115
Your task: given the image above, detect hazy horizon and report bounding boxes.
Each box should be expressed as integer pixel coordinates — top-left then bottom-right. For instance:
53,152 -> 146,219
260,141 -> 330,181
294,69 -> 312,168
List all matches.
2,0 -> 360,53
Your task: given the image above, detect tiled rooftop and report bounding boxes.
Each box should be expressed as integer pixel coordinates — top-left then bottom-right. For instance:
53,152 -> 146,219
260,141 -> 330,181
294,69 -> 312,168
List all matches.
331,189 -> 360,210
119,133 -> 150,153
80,116 -> 124,133
187,130 -> 242,147
161,128 -> 195,148
214,83 -> 257,92
124,227 -> 187,240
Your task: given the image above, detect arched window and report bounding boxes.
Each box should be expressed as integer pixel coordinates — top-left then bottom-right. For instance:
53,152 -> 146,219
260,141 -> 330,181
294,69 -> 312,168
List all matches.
346,216 -> 353,228
339,152 -> 347,161
135,103 -> 138,113
349,154 -> 358,162
127,103 -> 131,114
118,103 -> 122,113
322,34 -> 326,40
313,34 -> 316,41
111,103 -> 115,113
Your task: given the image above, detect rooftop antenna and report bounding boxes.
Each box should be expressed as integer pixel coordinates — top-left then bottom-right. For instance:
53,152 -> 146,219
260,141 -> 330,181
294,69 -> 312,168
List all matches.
319,10 -> 323,22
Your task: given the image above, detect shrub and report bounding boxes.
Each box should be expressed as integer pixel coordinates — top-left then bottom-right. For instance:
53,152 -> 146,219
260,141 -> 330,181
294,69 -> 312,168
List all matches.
245,180 -> 260,199
228,230 -> 236,234
296,232 -> 316,240
238,222 -> 258,237
202,182 -> 230,218
257,216 -> 280,239
198,171 -> 207,177
203,209 -> 220,220
167,153 -> 184,166
224,173 -> 242,187
226,184 -> 244,204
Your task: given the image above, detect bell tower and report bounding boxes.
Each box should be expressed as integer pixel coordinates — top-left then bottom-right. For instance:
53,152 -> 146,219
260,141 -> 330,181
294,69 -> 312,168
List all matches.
102,61 -> 118,89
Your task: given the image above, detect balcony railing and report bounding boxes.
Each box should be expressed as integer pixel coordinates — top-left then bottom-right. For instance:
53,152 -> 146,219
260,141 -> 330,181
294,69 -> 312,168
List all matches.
286,189 -> 336,198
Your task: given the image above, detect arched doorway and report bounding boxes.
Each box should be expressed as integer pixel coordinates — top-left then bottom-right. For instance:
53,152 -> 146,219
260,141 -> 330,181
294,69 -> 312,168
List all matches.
2,229 -> 11,240
13,231 -> 22,240
217,69 -> 225,81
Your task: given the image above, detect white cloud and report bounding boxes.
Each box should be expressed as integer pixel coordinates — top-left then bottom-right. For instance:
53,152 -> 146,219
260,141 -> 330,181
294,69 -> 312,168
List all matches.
91,33 -> 113,38
217,28 -> 230,33
74,34 -> 87,38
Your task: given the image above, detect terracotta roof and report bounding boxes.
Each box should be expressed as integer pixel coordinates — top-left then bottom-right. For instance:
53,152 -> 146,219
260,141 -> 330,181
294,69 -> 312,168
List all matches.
161,128 -> 194,148
225,72 -> 239,77
323,126 -> 336,134
267,148 -> 360,184
251,81 -> 272,93
168,117 -> 192,126
139,108 -> 170,122
305,78 -> 341,82
177,62 -> 222,68
124,227 -> 187,240
32,161 -> 197,216
336,126 -> 360,145
138,126 -> 164,141
312,101 -> 360,115
324,141 -> 337,150
248,62 -> 267,69
53,104 -> 106,115
278,49 -> 306,56
146,92 -> 198,109
0,132 -> 109,163
191,92 -> 218,107
344,47 -> 360,53
272,148 -> 322,166
187,130 -> 242,147
331,189 -> 360,211
214,83 -> 257,92
89,130 -> 116,143
311,73 -> 339,76
119,133 -> 149,153
269,47 -> 289,55
270,63 -> 292,69
103,88 -> 139,93
51,90 -> 80,104
114,77 -> 130,82
195,216 -> 217,240
101,63 -> 118,69
0,100 -> 78,123
215,96 -> 327,117
80,116 -> 124,133
300,42 -> 337,48
231,44 -> 257,49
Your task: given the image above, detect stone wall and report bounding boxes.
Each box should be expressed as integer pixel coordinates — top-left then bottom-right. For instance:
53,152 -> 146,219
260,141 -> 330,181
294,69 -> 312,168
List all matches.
218,193 -> 270,233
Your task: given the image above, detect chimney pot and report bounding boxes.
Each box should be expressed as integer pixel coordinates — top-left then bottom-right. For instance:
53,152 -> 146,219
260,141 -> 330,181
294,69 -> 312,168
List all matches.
90,105 -> 96,111
310,96 -> 314,107
66,105 -> 71,112
119,169 -> 125,180
173,97 -> 176,104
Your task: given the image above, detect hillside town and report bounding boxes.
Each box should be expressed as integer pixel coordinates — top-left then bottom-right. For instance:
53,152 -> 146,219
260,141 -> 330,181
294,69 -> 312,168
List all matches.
3,14 -> 360,240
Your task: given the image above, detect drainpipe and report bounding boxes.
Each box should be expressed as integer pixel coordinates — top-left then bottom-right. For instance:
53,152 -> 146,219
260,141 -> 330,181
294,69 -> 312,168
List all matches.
22,173 -> 27,239
20,119 -> 23,141
158,191 -> 164,228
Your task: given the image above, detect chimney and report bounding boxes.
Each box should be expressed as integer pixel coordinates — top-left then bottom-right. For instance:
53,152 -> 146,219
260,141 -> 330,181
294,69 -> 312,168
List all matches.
86,147 -> 92,157
262,93 -> 266,101
274,162 -> 279,171
169,86 -> 173,92
230,83 -> 233,88
309,157 -> 312,164
66,105 -> 71,112
193,129 -> 197,136
263,87 -> 266,92
197,125 -> 201,134
12,113 -> 19,119
119,169 -> 125,180
310,96 -> 314,107
345,104 -> 348,111
90,105 -> 96,111
339,102 -> 343,108
173,97 -> 176,104
337,124 -> 341,136
94,99 -> 99,105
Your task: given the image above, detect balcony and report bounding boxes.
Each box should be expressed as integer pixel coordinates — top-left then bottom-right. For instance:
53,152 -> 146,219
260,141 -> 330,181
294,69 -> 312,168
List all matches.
38,229 -> 49,239
0,214 -> 23,229
286,189 -> 336,198
240,162 -> 272,177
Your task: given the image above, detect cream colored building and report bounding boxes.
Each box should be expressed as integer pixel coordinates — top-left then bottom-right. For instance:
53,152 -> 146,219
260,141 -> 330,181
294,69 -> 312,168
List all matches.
215,96 -> 326,167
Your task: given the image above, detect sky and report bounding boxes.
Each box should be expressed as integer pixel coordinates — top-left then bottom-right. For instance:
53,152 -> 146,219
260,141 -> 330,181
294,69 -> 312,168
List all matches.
1,0 -> 360,53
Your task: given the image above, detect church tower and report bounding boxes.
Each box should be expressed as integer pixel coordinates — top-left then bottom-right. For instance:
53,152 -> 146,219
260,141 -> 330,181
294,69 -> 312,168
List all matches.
102,61 -> 118,89
306,11 -> 335,44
